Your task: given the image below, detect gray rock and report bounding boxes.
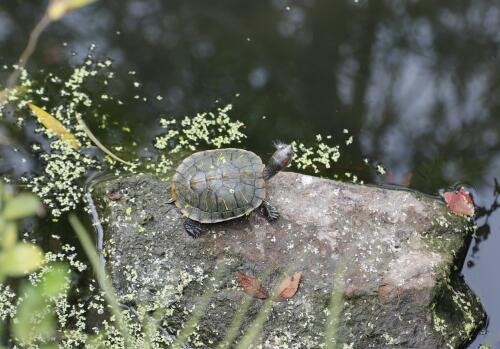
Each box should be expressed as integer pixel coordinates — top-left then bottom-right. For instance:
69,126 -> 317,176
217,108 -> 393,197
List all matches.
91,172 -> 485,349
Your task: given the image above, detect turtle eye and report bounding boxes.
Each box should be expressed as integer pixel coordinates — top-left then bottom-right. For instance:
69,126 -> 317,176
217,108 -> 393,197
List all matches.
281,158 -> 289,167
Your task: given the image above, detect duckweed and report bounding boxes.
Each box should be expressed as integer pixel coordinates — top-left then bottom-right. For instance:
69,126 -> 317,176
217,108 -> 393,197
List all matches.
0,56 -> 249,217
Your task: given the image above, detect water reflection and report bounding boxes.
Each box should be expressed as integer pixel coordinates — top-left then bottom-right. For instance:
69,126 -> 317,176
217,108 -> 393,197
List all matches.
1,0 -> 500,347
472,178 -> 500,255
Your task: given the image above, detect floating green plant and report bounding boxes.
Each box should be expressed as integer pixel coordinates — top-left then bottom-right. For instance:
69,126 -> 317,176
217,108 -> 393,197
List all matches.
0,185 -> 44,282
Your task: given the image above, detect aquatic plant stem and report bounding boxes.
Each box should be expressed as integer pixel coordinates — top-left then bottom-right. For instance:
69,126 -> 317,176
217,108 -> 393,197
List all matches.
216,294 -> 254,349
234,269 -> 298,349
172,265 -> 226,348
76,115 -> 134,166
217,268 -> 273,349
69,214 -> 132,346
6,14 -> 52,88
234,295 -> 276,348
324,257 -> 348,349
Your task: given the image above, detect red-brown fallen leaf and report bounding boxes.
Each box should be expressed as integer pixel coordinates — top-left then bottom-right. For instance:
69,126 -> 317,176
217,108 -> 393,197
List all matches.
107,192 -> 122,201
276,272 -> 302,302
235,272 -> 268,299
442,187 -> 475,217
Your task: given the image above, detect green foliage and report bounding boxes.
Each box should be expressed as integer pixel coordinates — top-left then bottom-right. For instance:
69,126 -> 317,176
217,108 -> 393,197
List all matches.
325,259 -> 348,349
0,243 -> 44,278
69,214 -> 132,346
2,193 -> 41,220
13,264 -> 69,345
0,183 -> 71,348
0,184 -> 44,280
0,222 -> 17,249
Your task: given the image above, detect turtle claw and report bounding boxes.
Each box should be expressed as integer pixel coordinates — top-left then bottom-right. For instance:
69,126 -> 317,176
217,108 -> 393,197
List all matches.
262,201 -> 280,222
184,219 -> 203,238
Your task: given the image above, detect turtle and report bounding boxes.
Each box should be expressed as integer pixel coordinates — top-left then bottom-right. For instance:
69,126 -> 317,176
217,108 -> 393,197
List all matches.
167,142 -> 293,237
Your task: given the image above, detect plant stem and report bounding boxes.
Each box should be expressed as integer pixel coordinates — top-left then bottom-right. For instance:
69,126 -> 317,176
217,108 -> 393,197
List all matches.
172,266 -> 226,348
6,14 -> 52,88
217,268 -> 273,349
69,214 -> 132,346
76,115 -> 134,166
234,269 -> 293,349
324,258 -> 348,349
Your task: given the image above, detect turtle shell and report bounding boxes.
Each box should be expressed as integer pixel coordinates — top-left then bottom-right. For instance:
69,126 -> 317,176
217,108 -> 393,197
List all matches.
171,148 -> 266,223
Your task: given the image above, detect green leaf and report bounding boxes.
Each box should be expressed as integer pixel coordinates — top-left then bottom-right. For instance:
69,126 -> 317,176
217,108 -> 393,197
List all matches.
13,283 -> 54,343
0,182 -> 13,204
0,243 -> 44,276
2,193 -> 41,220
0,221 -> 17,249
12,263 -> 69,344
28,104 -> 81,148
40,263 -> 70,297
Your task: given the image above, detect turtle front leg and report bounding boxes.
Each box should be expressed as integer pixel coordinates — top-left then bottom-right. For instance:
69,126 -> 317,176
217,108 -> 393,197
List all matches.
261,201 -> 280,221
184,219 -> 203,238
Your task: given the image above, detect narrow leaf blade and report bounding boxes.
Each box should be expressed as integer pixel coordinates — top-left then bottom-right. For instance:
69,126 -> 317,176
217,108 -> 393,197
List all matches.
29,103 -> 80,148
77,114 -> 133,165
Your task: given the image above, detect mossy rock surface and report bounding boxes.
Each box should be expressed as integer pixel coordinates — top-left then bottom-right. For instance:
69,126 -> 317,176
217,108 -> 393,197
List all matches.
92,172 -> 485,348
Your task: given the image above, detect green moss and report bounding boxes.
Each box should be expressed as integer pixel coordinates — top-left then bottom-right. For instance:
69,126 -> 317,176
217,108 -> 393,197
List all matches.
418,202 -> 485,348
431,273 -> 486,348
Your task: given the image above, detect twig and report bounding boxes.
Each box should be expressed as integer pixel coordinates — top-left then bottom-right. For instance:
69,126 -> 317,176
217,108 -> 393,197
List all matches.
6,14 -> 52,88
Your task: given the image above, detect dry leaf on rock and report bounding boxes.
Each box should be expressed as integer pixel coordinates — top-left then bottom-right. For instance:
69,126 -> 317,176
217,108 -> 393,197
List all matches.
107,192 -> 123,201
235,272 -> 268,299
276,272 -> 302,302
442,187 -> 475,217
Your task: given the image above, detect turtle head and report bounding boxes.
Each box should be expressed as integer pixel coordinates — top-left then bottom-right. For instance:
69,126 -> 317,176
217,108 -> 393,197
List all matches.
264,142 -> 293,180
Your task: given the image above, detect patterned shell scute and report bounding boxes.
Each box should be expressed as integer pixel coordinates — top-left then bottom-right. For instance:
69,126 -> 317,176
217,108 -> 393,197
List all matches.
172,148 -> 266,223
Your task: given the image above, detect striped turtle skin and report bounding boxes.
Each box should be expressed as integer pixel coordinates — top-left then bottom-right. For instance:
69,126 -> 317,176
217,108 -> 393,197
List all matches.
171,148 -> 266,223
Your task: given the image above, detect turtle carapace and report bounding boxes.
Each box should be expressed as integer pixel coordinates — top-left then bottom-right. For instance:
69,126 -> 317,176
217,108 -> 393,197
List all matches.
168,143 -> 293,237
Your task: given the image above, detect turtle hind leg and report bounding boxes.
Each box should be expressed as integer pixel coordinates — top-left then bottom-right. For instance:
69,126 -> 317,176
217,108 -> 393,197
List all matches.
261,201 -> 280,221
184,219 -> 203,238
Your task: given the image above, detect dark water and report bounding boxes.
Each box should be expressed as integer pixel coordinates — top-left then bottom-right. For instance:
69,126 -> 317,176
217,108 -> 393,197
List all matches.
1,1 -> 500,347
